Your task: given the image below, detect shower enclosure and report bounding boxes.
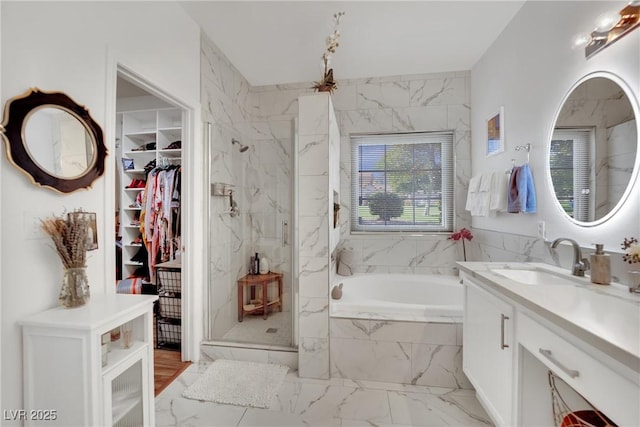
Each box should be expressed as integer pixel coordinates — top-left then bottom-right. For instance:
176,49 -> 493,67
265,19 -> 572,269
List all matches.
204,120 -> 297,349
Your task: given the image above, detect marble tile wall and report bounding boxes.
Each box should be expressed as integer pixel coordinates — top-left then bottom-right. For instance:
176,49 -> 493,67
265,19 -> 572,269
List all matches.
334,72 -> 471,273
202,34 -> 251,339
606,120 -> 636,215
468,228 -> 635,286
255,71 -> 472,275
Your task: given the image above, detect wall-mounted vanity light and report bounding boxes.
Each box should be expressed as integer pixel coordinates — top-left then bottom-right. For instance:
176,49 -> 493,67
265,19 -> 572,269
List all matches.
574,1 -> 640,58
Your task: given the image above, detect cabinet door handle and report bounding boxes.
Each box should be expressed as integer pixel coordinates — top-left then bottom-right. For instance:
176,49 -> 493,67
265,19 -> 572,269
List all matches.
539,348 -> 580,378
500,314 -> 510,349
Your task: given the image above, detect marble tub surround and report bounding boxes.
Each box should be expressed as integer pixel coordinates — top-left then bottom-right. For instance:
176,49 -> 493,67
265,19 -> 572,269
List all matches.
330,318 -> 470,389
457,261 -> 640,372
155,362 -> 491,426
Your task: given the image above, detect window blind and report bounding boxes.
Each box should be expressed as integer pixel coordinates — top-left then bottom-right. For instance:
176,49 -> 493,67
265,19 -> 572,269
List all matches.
550,129 -> 593,221
350,132 -> 454,232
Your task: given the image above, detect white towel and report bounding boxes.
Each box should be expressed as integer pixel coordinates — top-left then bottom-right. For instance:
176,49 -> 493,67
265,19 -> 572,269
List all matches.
465,175 -> 481,212
479,172 -> 492,192
474,173 -> 492,216
489,171 -> 508,212
468,175 -> 481,192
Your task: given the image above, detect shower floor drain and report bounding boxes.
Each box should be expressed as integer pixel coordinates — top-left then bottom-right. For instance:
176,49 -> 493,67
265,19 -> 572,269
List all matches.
266,328 -> 278,334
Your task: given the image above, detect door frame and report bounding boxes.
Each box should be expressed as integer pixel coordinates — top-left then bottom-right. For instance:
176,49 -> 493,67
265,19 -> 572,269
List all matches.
105,60 -> 202,362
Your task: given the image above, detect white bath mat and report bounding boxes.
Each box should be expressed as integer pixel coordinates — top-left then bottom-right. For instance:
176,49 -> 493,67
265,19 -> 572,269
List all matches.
182,359 -> 289,408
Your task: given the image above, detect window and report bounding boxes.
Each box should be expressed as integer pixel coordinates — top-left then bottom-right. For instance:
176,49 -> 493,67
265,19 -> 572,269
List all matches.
351,132 -> 454,232
550,128 -> 594,221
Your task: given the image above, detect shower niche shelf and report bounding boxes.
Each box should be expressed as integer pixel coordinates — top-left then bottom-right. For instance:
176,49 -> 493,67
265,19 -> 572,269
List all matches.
211,182 -> 233,196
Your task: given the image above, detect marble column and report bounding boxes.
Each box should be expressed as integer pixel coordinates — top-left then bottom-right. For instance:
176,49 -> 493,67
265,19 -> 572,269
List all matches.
297,93 -> 340,378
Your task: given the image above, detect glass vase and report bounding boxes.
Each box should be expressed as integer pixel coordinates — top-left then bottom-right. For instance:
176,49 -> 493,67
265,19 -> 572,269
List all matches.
60,267 -> 90,308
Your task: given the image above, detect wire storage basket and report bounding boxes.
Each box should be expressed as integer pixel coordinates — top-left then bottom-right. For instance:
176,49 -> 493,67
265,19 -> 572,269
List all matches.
549,371 -> 617,427
155,266 -> 181,351
157,268 -> 181,296
156,320 -> 181,351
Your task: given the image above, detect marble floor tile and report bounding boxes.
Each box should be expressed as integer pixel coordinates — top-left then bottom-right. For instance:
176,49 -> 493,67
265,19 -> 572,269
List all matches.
388,390 -> 492,426
156,363 -> 492,427
221,311 -> 292,347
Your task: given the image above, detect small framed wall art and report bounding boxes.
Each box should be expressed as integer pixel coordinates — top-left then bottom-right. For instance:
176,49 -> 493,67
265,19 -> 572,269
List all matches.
68,211 -> 98,251
486,106 -> 504,157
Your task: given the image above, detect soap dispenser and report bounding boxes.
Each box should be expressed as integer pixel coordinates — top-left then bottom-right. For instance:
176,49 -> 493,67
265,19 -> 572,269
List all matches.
590,244 -> 610,285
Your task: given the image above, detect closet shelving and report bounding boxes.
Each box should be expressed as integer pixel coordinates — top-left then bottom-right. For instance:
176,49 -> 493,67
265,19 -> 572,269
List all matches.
118,107 -> 183,280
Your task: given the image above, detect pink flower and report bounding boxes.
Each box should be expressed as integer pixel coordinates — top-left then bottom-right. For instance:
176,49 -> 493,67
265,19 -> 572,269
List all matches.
449,228 -> 473,262
449,228 -> 473,242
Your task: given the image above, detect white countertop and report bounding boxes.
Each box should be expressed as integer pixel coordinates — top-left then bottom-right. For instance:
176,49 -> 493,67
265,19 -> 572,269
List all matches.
457,262 -> 640,373
20,293 -> 158,332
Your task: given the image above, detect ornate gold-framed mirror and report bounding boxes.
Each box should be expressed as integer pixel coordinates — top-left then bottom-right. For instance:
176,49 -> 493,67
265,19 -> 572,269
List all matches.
0,88 -> 108,193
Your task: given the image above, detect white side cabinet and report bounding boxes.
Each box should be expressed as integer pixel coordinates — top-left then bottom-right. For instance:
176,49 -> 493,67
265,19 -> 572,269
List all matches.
462,274 -> 515,426
20,294 -> 158,426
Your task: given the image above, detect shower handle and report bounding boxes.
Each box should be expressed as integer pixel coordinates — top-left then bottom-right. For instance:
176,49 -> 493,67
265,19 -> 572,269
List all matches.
282,220 -> 288,246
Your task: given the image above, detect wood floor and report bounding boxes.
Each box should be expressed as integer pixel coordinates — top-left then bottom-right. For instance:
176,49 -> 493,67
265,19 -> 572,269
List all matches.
154,348 -> 191,396
153,316 -> 191,396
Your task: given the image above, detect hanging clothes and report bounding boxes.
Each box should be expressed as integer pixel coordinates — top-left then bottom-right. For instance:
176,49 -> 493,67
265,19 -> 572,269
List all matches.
139,164 -> 182,283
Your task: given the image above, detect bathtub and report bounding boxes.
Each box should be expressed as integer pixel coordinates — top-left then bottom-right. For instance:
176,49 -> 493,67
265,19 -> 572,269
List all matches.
329,273 -> 471,388
330,273 -> 463,323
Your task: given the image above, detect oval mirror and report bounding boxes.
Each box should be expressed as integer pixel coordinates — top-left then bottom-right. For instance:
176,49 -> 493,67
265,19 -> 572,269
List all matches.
24,107 -> 96,179
548,72 -> 639,226
1,88 -> 107,193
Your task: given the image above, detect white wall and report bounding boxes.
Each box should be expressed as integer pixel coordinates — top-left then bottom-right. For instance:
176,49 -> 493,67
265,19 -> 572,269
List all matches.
470,1 -> 640,255
1,2 -> 201,418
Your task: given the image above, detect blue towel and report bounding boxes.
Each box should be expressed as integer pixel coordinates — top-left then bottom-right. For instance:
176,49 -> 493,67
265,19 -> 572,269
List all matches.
507,164 -> 536,213
520,163 -> 536,213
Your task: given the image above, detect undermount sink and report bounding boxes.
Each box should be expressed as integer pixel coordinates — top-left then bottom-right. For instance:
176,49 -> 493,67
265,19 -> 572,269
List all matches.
490,268 -> 577,285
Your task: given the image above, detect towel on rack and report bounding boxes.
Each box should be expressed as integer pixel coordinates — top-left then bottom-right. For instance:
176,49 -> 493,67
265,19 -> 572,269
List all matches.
520,164 -> 536,213
476,173 -> 492,216
465,175 -> 481,212
489,171 -> 508,213
507,164 -> 536,213
507,166 -> 522,212
466,173 -> 494,216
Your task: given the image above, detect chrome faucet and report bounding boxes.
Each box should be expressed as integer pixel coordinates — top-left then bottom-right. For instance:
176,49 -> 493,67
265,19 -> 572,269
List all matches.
550,238 -> 590,277
628,271 -> 640,294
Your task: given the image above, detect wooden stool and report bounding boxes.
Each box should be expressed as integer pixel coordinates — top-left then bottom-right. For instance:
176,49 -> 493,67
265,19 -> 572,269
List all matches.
237,272 -> 283,321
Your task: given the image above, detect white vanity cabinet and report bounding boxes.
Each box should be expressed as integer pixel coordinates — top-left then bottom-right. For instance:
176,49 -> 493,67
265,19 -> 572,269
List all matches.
459,263 -> 640,427
462,273 -> 515,426
20,294 -> 157,427
517,313 -> 639,426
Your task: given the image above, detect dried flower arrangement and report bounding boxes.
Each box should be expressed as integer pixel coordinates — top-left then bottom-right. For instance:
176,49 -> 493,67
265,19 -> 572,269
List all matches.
41,210 -> 92,307
313,11 -> 345,93
621,237 -> 640,264
449,228 -> 474,262
41,210 -> 90,269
